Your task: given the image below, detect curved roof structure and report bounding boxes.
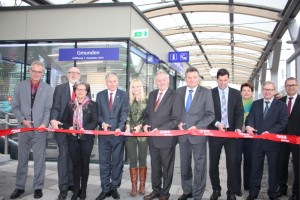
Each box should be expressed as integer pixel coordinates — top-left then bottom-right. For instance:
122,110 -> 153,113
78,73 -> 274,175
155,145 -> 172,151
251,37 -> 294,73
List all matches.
2,0 -> 300,84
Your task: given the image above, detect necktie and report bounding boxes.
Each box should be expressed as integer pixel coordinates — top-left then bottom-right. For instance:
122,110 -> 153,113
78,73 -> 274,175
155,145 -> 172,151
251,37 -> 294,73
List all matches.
263,101 -> 270,119
154,92 -> 163,112
109,92 -> 113,112
71,91 -> 76,101
221,90 -> 227,127
185,90 -> 193,112
287,97 -> 293,116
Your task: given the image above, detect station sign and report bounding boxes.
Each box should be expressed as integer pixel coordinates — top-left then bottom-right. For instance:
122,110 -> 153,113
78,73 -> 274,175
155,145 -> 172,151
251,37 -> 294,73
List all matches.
146,54 -> 159,64
168,51 -> 189,62
59,48 -> 119,61
133,29 -> 149,38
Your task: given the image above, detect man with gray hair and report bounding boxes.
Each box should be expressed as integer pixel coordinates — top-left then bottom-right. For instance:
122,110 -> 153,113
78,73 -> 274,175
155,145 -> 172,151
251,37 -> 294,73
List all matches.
246,81 -> 288,200
143,70 -> 181,200
10,60 -> 53,199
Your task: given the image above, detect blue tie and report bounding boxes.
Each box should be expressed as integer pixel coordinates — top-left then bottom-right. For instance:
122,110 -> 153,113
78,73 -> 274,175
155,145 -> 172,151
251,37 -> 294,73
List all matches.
263,101 -> 270,119
185,90 -> 193,112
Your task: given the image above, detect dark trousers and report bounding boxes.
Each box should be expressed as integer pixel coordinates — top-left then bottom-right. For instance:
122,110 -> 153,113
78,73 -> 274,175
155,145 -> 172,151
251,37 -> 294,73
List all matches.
68,139 -> 94,193
98,136 -> 125,192
209,137 -> 238,195
125,137 -> 148,168
149,145 -> 176,198
250,147 -> 279,198
278,143 -> 299,196
236,138 -> 252,191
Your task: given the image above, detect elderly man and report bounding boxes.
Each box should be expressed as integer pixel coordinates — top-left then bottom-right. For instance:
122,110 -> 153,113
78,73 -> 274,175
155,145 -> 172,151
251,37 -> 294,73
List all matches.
246,81 -> 288,200
50,67 -> 81,200
10,60 -> 53,199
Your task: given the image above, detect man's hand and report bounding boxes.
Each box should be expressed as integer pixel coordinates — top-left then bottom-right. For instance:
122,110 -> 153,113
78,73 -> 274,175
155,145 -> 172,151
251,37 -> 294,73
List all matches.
143,125 -> 151,132
217,122 -> 226,132
102,123 -> 111,131
50,119 -> 60,129
37,124 -> 46,132
178,122 -> 185,130
22,119 -> 32,128
188,126 -> 196,130
246,126 -> 257,135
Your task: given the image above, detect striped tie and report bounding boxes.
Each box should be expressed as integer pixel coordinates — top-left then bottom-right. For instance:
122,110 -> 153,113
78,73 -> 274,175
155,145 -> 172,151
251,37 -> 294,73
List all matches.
221,90 -> 227,127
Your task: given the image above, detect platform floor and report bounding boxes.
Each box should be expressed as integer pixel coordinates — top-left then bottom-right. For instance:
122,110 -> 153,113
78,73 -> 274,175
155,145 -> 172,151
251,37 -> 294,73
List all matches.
0,146 -> 295,200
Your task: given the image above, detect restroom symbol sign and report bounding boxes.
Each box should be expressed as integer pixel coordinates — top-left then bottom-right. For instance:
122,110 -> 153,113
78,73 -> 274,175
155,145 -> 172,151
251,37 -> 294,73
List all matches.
168,51 -> 189,62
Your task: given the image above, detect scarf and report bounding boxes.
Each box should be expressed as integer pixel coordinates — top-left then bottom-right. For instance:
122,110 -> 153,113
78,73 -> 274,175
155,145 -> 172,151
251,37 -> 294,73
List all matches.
242,98 -> 253,122
73,96 -> 90,130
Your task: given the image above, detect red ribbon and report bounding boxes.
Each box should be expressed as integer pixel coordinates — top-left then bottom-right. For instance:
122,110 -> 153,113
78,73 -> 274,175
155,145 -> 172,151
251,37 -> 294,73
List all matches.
0,128 -> 299,145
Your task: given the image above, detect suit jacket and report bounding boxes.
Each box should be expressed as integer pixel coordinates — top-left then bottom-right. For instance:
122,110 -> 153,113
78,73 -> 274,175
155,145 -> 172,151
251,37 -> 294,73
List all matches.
177,86 -> 215,144
280,95 -> 300,136
143,88 -> 181,148
12,79 -> 53,128
208,87 -> 244,131
61,100 -> 99,140
246,98 -> 288,151
96,89 -> 129,137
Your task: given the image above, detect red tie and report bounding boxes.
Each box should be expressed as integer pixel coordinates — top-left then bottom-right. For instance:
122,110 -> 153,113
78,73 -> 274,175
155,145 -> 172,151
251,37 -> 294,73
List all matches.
109,93 -> 113,112
287,97 -> 293,116
71,91 -> 76,101
154,92 -> 163,112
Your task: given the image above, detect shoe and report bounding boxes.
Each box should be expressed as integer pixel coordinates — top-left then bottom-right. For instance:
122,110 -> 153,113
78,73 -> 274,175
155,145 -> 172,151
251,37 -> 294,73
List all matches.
210,190 -> 221,200
227,195 -> 236,200
10,189 -> 25,199
111,189 -> 120,199
68,186 -> 75,192
276,188 -> 287,197
95,191 -> 112,200
235,190 -> 242,196
58,190 -> 68,200
79,190 -> 86,200
288,194 -> 299,200
34,189 -> 43,199
178,193 -> 193,200
246,195 -> 257,200
144,191 -> 160,200
159,196 -> 169,200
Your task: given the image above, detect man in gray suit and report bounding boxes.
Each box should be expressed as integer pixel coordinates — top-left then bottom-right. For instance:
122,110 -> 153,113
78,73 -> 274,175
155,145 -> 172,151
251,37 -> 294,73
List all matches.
10,60 -> 53,199
50,67 -> 81,200
95,73 -> 130,200
177,67 -> 215,200
143,70 -> 182,200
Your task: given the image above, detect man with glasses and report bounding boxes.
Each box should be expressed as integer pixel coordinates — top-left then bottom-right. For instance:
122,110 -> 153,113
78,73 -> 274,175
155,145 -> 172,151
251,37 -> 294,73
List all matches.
246,81 -> 288,200
277,77 -> 300,200
50,67 -> 81,200
10,60 -> 53,199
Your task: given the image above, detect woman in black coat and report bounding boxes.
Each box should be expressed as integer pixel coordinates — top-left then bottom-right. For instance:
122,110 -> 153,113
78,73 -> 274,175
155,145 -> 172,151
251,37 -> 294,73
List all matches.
61,81 -> 98,200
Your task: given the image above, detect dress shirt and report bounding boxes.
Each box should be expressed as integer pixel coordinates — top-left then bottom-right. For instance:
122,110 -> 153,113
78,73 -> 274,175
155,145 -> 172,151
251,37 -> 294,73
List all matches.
286,94 -> 297,112
185,86 -> 196,106
107,89 -> 117,103
263,97 -> 274,111
215,86 -> 229,128
69,82 -> 74,98
156,88 -> 168,102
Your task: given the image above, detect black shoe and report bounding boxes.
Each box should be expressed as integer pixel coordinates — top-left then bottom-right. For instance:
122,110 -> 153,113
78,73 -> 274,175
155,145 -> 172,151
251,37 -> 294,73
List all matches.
80,190 -> 86,200
288,194 -> 298,200
235,190 -> 242,196
68,186 -> 75,192
34,189 -> 43,199
71,192 -> 80,200
95,191 -> 112,200
178,193 -> 193,200
10,189 -> 25,199
144,191 -> 160,200
111,189 -> 120,199
58,190 -> 68,200
210,190 -> 221,200
227,195 -> 236,200
246,195 -> 257,200
276,187 -> 287,197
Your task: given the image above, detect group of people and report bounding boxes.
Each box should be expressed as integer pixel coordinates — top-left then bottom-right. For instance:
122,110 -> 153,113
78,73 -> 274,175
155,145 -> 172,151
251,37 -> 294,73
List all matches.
9,60 -> 299,200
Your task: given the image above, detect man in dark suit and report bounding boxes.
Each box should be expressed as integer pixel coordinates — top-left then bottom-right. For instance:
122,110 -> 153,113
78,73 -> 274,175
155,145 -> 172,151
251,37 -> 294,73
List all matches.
208,68 -> 244,200
277,77 -> 299,200
10,61 -> 53,199
50,66 -> 81,200
246,81 -> 288,200
95,73 -> 130,200
143,70 -> 181,200
177,67 -> 215,200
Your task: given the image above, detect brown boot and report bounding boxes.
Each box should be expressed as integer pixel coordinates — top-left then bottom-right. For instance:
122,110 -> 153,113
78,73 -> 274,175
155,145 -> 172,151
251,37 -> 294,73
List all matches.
139,167 -> 147,195
129,168 -> 138,197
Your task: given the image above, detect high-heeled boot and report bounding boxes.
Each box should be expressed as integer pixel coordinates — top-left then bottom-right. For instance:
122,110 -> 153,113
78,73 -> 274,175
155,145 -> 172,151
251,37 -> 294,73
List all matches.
129,168 -> 138,197
139,167 -> 147,195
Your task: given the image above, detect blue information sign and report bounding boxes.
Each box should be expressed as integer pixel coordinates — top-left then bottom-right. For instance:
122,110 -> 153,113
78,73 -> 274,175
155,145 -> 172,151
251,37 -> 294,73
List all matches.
146,54 -> 159,64
168,51 -> 189,62
59,48 -> 119,61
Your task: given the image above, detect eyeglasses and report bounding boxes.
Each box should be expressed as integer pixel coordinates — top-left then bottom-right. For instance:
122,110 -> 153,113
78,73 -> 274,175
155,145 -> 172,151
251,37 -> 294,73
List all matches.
75,88 -> 86,92
263,88 -> 275,92
285,84 -> 298,88
30,70 -> 43,75
68,72 -> 80,75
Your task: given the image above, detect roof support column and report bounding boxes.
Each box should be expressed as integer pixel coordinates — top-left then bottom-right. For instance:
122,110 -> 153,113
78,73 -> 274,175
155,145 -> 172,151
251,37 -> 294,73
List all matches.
268,40 -> 282,89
